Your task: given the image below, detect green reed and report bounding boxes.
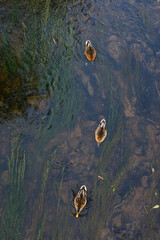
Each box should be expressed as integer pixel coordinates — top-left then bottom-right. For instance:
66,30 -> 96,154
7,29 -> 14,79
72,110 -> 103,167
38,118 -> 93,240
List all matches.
36,212 -> 47,240
2,137 -> 26,240
31,156 -> 52,240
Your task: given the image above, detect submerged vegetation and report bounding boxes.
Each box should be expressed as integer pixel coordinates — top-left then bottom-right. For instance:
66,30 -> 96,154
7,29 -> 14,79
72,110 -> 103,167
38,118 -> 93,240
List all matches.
2,137 -> 26,240
0,0 -> 160,239
31,157 -> 51,240
0,0 -> 83,135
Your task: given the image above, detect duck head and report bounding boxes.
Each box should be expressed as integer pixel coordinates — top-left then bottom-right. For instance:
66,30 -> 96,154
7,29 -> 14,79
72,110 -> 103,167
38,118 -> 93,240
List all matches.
80,185 -> 87,192
100,119 -> 106,128
85,40 -> 92,47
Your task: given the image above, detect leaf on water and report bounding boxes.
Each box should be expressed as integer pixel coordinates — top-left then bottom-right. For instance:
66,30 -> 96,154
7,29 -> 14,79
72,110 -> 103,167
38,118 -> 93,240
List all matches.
152,168 -> 155,173
155,192 -> 157,196
98,175 -> 104,180
152,205 -> 159,209
52,36 -> 57,44
111,186 -> 115,192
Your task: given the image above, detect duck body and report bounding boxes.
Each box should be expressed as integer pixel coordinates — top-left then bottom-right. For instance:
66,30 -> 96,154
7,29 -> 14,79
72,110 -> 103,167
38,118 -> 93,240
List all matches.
84,40 -> 96,61
95,119 -> 107,146
74,185 -> 87,218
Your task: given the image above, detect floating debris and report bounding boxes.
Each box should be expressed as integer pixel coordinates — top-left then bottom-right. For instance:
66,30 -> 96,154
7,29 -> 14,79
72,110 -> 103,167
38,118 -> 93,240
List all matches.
52,36 -> 57,44
152,205 -> 159,209
98,175 -> 104,180
143,205 -> 148,214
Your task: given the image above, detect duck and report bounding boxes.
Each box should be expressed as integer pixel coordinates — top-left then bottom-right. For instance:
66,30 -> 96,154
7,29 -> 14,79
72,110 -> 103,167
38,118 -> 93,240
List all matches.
84,40 -> 96,61
74,185 -> 87,218
95,119 -> 107,146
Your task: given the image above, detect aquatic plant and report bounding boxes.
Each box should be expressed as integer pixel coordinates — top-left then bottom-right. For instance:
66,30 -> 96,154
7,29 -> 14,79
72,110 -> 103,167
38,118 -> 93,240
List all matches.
2,137 -> 26,240
21,0 -> 83,141
31,157 -> 51,240
1,0 -> 83,130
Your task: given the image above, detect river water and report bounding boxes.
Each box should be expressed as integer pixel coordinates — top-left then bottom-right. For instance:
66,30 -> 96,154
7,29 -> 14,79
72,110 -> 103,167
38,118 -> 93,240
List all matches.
0,0 -> 160,239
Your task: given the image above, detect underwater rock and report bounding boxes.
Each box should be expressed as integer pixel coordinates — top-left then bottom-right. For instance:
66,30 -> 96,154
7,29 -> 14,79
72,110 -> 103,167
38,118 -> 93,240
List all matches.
27,180 -> 37,194
107,35 -> 126,64
130,43 -> 144,62
141,175 -> 148,188
27,94 -> 50,112
112,213 -> 122,229
1,170 -> 9,186
69,138 -> 80,150
70,125 -> 82,138
81,142 -> 92,155
75,67 -> 89,85
87,81 -> 94,96
0,137 -> 8,157
45,132 -> 68,152
84,120 -> 96,128
46,212 -> 54,223
100,224 -> 114,240
123,98 -> 135,118
135,145 -> 143,156
60,142 -> 70,154
81,72 -> 90,85
93,72 -> 106,98
76,66 -> 94,95
156,51 -> 160,57
130,43 -> 160,73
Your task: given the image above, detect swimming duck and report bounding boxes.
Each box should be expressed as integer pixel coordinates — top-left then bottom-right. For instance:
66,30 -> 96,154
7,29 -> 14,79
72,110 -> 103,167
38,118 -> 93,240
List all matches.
84,40 -> 96,61
74,185 -> 87,218
95,119 -> 107,146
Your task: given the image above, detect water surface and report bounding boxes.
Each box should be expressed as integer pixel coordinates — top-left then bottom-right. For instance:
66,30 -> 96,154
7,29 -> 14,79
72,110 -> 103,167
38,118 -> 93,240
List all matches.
0,0 -> 160,239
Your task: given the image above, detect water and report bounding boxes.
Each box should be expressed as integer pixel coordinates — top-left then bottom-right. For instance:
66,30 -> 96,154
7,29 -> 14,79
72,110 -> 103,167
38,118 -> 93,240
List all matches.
0,0 -> 160,239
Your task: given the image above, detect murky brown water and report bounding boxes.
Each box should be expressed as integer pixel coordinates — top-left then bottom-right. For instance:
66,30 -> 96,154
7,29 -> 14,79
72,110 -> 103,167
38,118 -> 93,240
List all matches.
0,0 -> 160,239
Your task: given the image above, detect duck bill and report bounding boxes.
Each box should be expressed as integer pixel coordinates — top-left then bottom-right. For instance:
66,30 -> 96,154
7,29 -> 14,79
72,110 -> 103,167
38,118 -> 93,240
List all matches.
76,213 -> 79,218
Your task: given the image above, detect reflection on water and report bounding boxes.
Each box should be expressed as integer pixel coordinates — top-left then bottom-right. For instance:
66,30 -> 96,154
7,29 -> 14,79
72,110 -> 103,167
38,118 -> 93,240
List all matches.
0,0 -> 160,239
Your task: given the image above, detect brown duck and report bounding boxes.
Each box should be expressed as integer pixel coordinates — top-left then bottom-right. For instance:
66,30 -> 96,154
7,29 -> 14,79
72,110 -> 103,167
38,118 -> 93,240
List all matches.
74,185 -> 87,218
84,40 -> 96,61
95,119 -> 107,146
